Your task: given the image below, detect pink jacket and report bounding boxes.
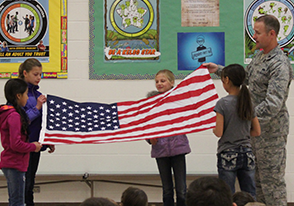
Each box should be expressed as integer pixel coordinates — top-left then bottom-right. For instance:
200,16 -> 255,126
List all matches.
0,105 -> 36,172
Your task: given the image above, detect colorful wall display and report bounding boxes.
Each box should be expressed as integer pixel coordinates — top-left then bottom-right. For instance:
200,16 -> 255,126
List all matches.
244,0 -> 294,64
0,0 -> 68,79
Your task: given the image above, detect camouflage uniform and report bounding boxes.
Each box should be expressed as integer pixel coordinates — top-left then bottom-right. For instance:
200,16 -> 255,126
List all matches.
217,45 -> 292,206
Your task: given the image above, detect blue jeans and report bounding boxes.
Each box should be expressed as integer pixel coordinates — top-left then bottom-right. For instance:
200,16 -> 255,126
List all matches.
156,154 -> 187,206
2,168 -> 26,206
25,151 -> 41,206
217,146 -> 256,199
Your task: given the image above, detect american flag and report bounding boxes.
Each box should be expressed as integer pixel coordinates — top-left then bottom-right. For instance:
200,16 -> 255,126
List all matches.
39,66 -> 218,144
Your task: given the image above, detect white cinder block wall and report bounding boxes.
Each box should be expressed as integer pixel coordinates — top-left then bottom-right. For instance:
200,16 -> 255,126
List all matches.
0,0 -> 293,203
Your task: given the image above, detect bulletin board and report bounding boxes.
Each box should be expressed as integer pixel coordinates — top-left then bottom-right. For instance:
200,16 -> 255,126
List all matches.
90,0 -> 228,80
0,0 -> 68,79
89,0 -> 294,80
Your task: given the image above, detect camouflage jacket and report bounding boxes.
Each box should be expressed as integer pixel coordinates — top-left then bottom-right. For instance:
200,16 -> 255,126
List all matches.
217,45 -> 292,137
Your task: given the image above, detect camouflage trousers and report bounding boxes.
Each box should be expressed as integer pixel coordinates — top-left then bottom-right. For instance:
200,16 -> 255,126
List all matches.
251,135 -> 287,206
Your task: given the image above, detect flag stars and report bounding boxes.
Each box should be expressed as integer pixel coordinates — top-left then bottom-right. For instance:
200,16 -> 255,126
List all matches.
46,96 -> 121,133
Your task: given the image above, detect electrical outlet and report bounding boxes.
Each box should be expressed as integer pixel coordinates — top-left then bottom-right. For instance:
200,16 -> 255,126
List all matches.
33,186 -> 40,193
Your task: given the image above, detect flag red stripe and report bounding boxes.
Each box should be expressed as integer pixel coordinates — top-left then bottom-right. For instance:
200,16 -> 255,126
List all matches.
118,84 -> 216,119
119,94 -> 218,128
117,71 -> 211,108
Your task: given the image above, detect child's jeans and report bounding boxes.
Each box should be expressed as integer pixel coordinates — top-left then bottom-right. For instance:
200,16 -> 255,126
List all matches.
217,146 -> 256,199
156,154 -> 187,206
2,168 -> 25,206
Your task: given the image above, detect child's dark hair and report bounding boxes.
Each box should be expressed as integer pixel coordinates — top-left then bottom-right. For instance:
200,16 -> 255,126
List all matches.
18,58 -> 42,79
232,191 -> 255,206
121,187 -> 148,206
80,197 -> 117,206
221,64 -> 253,121
4,78 -> 29,136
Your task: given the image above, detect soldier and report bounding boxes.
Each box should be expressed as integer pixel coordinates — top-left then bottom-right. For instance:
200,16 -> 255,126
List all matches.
203,14 -> 292,206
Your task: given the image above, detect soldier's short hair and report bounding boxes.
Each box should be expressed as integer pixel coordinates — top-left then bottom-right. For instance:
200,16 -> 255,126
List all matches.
256,15 -> 280,35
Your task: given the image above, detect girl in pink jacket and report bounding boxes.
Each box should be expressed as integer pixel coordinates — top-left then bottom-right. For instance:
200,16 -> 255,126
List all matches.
0,79 -> 41,206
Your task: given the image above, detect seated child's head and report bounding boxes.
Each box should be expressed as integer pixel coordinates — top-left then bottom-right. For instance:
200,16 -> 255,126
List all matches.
80,197 -> 118,206
121,187 -> 148,206
232,191 -> 255,206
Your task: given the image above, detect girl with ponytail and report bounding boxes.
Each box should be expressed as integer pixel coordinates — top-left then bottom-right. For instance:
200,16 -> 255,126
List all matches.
0,78 -> 42,206
213,64 -> 261,199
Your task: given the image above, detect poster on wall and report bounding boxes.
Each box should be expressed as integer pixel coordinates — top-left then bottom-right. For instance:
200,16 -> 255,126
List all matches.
0,0 -> 68,79
244,0 -> 294,64
104,0 -> 160,62
177,32 -> 225,70
181,0 -> 219,27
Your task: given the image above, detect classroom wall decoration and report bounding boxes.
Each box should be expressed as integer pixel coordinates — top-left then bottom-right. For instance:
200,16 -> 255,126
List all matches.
177,32 -> 225,71
0,0 -> 68,79
104,0 -> 160,62
244,0 -> 294,64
